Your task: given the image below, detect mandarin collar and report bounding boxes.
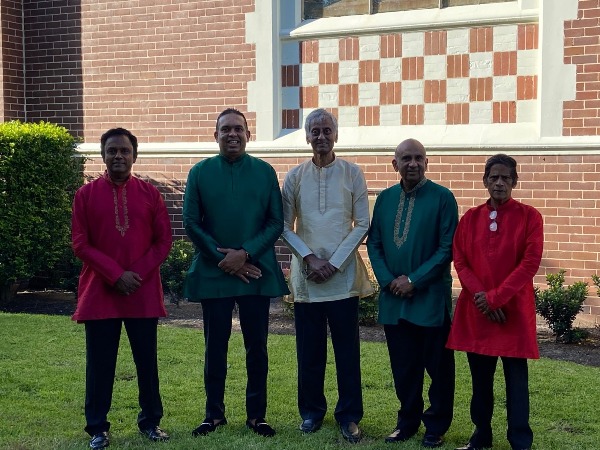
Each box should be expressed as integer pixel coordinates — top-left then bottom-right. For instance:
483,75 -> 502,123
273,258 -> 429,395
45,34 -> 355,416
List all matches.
103,170 -> 132,187
219,152 -> 247,165
311,154 -> 336,169
486,197 -> 514,211
401,177 -> 428,194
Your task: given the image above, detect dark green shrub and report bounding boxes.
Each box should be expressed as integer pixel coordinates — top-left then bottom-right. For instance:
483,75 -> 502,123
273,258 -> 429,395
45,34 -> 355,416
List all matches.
160,239 -> 194,305
535,270 -> 589,343
0,121 -> 83,302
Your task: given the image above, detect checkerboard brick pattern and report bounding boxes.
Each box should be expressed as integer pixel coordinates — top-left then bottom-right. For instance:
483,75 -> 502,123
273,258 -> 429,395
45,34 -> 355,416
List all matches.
281,24 -> 539,128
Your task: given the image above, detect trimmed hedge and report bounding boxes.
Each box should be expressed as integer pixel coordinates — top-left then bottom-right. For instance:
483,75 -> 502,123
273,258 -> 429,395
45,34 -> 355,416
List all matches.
0,121 -> 83,297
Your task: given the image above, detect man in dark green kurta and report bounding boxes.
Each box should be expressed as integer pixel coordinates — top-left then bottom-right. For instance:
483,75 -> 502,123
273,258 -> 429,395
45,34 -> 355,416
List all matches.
183,108 -> 289,438
367,139 -> 457,448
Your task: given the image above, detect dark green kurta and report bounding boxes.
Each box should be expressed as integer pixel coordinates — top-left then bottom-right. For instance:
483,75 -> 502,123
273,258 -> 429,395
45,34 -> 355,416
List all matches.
183,153 -> 289,300
367,178 -> 458,327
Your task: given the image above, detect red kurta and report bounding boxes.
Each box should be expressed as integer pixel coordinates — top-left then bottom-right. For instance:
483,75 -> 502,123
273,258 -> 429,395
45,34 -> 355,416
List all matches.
72,173 -> 172,321
446,198 -> 543,359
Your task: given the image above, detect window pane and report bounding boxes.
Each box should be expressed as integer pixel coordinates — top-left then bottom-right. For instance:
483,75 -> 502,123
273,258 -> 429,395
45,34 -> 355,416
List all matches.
374,0 -> 438,13
446,0 -> 516,5
304,0 -> 370,19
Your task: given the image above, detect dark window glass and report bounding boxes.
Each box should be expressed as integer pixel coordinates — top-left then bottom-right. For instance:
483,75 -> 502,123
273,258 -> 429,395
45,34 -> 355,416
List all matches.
374,0 -> 438,14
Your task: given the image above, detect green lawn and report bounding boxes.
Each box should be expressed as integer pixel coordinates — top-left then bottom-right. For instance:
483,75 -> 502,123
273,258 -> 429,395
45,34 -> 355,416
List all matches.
0,312 -> 598,450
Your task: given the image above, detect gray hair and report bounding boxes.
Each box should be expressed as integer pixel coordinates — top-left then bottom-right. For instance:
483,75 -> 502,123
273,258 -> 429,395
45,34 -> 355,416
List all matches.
304,108 -> 338,135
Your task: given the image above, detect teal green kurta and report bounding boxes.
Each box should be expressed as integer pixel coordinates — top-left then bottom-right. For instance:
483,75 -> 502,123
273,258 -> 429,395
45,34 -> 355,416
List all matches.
367,178 -> 458,327
183,153 -> 289,300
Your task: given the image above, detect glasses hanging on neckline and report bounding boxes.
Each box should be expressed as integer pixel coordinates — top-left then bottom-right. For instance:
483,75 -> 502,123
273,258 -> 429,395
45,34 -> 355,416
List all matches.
489,210 -> 498,232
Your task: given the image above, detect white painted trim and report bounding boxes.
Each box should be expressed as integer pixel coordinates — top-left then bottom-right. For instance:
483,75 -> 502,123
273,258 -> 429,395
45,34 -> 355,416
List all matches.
537,0 -> 578,137
284,1 -> 539,40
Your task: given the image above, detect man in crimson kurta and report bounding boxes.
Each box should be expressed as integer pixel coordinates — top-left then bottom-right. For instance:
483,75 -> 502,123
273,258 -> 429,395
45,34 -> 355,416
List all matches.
183,108 -> 289,438
447,154 -> 543,450
367,138 -> 457,448
72,128 -> 172,449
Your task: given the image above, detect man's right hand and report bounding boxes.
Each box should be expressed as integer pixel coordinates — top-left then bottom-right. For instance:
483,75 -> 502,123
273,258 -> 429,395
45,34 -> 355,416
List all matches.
303,254 -> 337,284
114,271 -> 142,295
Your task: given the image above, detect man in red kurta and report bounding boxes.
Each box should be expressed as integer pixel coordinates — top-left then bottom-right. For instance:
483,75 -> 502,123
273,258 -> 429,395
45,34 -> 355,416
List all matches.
72,128 -> 172,449
447,154 -> 543,450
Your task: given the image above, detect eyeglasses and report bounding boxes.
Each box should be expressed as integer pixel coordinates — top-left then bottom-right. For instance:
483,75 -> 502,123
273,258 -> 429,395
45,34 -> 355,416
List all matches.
489,210 -> 498,231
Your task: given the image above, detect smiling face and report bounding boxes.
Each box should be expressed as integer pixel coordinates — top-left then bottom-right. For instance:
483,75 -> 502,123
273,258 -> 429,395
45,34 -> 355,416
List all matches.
392,139 -> 428,190
102,134 -> 136,182
215,112 -> 251,161
484,163 -> 516,207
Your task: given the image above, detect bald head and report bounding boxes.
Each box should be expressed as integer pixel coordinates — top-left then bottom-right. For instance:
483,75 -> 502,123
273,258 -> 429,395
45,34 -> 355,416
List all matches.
392,138 -> 428,190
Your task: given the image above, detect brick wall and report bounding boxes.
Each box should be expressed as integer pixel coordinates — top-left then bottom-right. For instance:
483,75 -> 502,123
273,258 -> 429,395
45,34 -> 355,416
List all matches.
79,0 -> 255,144
25,0 -> 83,137
1,0 -> 24,121
563,0 -> 600,136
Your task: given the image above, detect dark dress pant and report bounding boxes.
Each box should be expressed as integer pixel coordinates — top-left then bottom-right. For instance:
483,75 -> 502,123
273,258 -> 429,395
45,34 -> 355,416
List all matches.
294,296 -> 363,424
384,314 -> 455,436
84,318 -> 163,436
201,295 -> 270,420
466,353 -> 533,450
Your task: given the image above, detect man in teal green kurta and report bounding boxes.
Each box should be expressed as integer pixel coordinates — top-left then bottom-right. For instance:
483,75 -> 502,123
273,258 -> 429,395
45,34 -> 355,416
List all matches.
183,108 -> 289,438
367,139 -> 457,448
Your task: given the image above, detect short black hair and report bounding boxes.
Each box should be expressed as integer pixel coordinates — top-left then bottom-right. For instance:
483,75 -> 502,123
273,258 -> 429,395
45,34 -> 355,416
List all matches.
216,108 -> 248,131
483,153 -> 518,186
304,108 -> 338,135
100,128 -> 138,158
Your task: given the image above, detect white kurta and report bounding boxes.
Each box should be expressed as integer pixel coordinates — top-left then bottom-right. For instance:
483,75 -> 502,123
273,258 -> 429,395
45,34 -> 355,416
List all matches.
282,157 -> 373,302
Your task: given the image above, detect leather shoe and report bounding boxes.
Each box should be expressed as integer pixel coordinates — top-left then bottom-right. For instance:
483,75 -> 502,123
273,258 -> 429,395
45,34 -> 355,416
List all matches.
246,418 -> 276,437
300,418 -> 323,433
139,426 -> 169,442
385,427 -> 417,443
192,418 -> 227,436
340,422 -> 362,443
423,434 -> 444,448
89,431 -> 109,449
455,443 -> 492,450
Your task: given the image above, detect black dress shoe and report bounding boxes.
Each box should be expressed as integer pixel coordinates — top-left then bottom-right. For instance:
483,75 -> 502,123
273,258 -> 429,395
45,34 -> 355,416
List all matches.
455,443 -> 492,450
384,427 -> 417,443
246,418 -> 276,437
423,434 -> 444,448
339,422 -> 362,443
192,418 -> 227,436
89,431 -> 109,449
139,426 -> 170,442
300,418 -> 323,433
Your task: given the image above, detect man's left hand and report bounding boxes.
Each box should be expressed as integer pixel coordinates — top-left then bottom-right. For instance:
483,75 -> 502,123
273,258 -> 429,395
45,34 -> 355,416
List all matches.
217,247 -> 247,274
390,275 -> 414,297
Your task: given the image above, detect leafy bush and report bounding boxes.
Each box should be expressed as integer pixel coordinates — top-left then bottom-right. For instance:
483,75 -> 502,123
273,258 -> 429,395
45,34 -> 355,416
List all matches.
160,239 -> 194,305
535,270 -> 589,343
0,121 -> 83,301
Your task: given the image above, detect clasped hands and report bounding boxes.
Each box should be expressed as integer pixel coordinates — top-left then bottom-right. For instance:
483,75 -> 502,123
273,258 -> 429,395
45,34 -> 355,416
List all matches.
389,275 -> 414,298
474,291 -> 506,324
114,270 -> 142,296
217,247 -> 262,284
303,254 -> 337,284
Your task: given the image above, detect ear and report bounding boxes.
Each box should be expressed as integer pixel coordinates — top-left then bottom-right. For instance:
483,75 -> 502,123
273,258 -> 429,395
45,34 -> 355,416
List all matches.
483,176 -> 489,188
424,157 -> 428,171
392,158 -> 399,172
245,129 -> 251,141
334,132 -> 338,143
214,130 -> 218,142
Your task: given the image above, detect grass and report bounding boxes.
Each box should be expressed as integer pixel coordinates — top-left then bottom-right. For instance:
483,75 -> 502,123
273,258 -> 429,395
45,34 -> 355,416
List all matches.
0,313 -> 599,449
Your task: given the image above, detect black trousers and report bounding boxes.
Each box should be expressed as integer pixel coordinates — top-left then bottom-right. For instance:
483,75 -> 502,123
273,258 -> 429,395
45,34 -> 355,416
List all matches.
84,318 -> 163,436
384,315 -> 455,436
294,297 -> 363,424
201,295 -> 270,420
466,353 -> 533,450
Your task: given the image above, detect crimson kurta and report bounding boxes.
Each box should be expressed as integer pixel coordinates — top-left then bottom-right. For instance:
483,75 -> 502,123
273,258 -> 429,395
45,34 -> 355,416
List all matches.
446,198 -> 543,359
72,173 -> 172,321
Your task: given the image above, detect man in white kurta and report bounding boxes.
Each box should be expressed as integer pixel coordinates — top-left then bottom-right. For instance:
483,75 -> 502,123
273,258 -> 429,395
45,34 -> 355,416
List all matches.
282,108 -> 372,443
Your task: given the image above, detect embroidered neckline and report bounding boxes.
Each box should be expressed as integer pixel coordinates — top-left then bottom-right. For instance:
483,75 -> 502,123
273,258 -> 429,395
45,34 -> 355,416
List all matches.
112,185 -> 129,237
393,178 -> 427,248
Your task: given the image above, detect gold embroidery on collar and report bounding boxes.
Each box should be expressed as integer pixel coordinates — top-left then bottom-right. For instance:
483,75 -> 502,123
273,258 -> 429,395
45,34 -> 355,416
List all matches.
112,186 -> 129,237
393,178 -> 427,248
